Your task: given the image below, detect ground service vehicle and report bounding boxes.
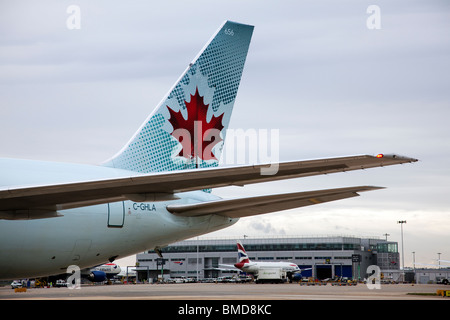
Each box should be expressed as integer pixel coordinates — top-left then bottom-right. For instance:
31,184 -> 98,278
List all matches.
256,268 -> 286,284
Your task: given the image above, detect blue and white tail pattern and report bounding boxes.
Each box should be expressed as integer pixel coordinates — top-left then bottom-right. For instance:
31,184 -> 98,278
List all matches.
103,21 -> 254,173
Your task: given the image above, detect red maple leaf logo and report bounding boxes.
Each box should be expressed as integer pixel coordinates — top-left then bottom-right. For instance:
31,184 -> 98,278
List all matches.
167,88 -> 224,161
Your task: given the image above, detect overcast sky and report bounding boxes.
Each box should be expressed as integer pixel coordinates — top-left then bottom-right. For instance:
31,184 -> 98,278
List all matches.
1,0 -> 449,268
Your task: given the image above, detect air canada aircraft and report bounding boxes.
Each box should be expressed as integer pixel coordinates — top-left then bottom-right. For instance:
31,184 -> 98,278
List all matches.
0,21 -> 417,280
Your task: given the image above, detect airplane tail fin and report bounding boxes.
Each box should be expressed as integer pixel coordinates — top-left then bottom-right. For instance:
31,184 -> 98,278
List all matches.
237,241 -> 250,264
103,21 -> 254,173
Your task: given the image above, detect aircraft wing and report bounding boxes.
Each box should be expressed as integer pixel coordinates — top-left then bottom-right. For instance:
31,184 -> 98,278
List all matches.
167,186 -> 383,218
216,264 -> 240,271
0,154 -> 417,216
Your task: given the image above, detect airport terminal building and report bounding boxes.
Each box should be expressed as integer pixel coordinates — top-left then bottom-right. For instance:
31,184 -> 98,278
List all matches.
135,236 -> 400,281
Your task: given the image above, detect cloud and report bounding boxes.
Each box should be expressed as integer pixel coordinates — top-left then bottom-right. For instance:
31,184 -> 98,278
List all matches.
247,219 -> 286,235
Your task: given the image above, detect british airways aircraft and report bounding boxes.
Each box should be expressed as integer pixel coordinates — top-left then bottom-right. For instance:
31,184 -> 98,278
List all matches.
86,263 -> 121,283
227,241 -> 301,274
218,241 -> 312,282
0,21 -> 417,280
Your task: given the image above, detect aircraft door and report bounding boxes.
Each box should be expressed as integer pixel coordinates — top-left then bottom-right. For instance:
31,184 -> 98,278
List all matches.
107,201 -> 125,228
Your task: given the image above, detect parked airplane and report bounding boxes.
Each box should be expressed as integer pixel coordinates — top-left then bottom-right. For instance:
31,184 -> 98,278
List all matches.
85,263 -> 121,282
48,263 -> 121,284
219,241 -> 309,276
234,242 -> 300,273
235,241 -> 300,273
0,21 -> 417,280
218,241 -> 312,282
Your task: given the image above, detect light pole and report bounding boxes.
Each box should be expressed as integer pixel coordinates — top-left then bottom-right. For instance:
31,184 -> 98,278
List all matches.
438,253 -> 441,269
412,252 -> 416,284
397,220 -> 407,282
196,236 -> 200,281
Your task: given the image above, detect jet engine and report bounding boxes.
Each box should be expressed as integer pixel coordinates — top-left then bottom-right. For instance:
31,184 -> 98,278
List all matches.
88,270 -> 107,282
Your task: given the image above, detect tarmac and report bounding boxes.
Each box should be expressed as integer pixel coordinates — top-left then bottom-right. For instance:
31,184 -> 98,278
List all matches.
2,282 -> 446,318
0,282 -> 447,300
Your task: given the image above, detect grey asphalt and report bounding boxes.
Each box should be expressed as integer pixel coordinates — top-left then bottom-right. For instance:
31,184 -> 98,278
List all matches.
1,282 -> 446,300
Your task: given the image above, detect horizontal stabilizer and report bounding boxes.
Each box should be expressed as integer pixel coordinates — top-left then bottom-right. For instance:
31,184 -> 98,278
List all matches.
167,186 -> 383,218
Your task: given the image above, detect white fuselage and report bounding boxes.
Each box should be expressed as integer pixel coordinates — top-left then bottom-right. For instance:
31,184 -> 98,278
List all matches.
90,263 -> 121,276
240,262 -> 300,274
0,158 -> 237,280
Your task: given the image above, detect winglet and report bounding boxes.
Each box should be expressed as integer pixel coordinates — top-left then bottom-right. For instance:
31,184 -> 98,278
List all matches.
375,153 -> 418,163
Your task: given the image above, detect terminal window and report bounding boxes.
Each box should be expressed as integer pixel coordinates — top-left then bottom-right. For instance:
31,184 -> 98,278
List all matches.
377,243 -> 398,253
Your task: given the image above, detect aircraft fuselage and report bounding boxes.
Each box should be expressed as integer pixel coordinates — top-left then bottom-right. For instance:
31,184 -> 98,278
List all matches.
0,159 -> 237,280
